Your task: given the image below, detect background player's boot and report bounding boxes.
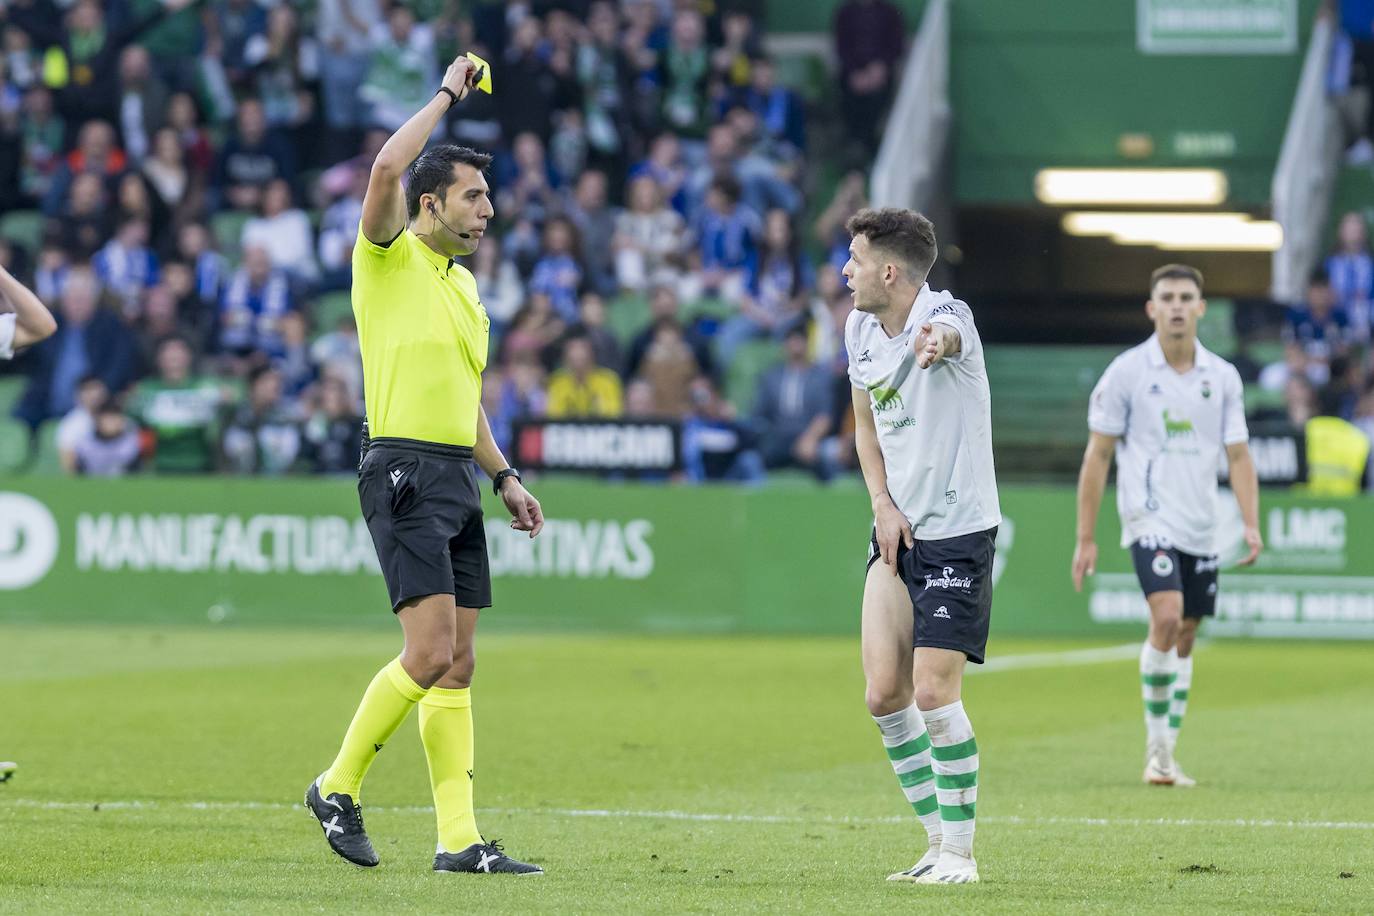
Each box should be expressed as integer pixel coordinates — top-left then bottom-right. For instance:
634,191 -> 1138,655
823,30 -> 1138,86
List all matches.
304,776 -> 379,867
1143,739 -> 1176,785
914,850 -> 979,884
434,840 -> 543,875
0,762 -> 16,784
887,843 -> 941,881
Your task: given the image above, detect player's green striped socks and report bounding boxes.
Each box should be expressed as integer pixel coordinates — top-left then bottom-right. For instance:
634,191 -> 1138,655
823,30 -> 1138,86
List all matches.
1169,650 -> 1192,746
921,701 -> 978,858
1140,643 -> 1176,743
873,704 -> 941,848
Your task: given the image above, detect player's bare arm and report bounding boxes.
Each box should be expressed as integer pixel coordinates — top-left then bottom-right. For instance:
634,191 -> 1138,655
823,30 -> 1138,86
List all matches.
1072,431 -> 1116,591
474,404 -> 543,537
0,264 -> 57,351
1225,441 -> 1263,566
914,321 -> 961,369
852,385 -> 912,574
361,55 -> 480,244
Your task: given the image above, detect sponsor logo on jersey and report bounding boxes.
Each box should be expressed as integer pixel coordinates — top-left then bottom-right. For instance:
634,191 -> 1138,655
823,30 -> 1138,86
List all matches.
866,383 -> 904,413
1163,408 -> 1195,438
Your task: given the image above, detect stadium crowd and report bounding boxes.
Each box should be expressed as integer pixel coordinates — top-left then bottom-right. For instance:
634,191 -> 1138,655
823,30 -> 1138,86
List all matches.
0,0 -> 912,480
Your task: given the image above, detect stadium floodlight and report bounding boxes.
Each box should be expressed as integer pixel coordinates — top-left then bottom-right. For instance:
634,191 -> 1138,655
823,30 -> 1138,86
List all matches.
1036,169 -> 1228,206
1062,211 -> 1283,251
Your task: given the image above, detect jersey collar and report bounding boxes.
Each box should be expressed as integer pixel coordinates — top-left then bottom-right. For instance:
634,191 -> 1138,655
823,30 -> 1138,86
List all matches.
409,229 -> 457,274
1145,333 -> 1213,371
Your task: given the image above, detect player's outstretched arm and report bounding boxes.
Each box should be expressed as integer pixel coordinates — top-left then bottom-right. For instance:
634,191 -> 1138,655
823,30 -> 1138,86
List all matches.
360,55 -> 480,245
1072,432 -> 1115,591
852,385 -> 911,574
914,321 -> 961,369
0,264 -> 57,351
1226,441 -> 1263,565
474,405 -> 543,538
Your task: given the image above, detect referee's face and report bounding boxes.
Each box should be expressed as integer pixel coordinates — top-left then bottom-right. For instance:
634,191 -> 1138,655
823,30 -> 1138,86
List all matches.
437,165 -> 495,257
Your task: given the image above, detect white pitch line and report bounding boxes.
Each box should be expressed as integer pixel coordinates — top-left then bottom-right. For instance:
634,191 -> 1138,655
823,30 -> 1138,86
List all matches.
3,799 -> 1370,831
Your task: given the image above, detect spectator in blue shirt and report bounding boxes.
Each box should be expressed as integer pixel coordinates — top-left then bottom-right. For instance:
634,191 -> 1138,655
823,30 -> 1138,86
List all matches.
217,244 -> 296,362
529,217 -> 584,323
1285,269 -> 1352,363
739,56 -> 806,154
1325,211 -> 1373,341
93,218 -> 160,314
695,174 -> 759,300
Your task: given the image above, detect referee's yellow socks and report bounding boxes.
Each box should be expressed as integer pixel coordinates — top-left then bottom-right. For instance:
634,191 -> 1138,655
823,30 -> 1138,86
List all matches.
419,686 -> 483,852
320,657 -> 427,799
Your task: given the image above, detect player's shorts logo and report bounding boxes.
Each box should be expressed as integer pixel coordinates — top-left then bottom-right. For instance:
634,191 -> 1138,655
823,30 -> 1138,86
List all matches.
933,606 -> 952,619
0,492 -> 59,590
1151,552 -> 1174,577
924,565 -> 973,590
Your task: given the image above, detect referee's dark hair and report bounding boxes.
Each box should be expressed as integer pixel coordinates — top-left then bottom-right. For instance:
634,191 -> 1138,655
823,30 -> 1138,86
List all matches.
845,207 -> 937,280
406,145 -> 493,219
1150,263 -> 1204,295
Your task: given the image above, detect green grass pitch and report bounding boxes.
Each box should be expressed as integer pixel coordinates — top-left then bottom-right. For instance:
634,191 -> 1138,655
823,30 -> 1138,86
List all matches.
1,624 -> 1370,913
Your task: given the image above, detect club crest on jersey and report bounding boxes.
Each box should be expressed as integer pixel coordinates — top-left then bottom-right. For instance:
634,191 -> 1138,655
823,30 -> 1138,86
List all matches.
1201,380 -> 1211,399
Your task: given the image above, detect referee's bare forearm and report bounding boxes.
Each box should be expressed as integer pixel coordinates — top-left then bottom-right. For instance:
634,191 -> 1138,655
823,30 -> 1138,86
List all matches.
372,94 -> 453,179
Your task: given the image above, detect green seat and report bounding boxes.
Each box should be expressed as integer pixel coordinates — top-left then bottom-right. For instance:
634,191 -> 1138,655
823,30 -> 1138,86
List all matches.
30,419 -> 61,475
687,297 -> 733,322
0,417 -> 31,472
211,210 -> 253,259
607,294 -> 650,348
728,339 -> 781,413
0,210 -> 44,251
1197,298 -> 1237,357
312,290 -> 354,335
0,375 -> 25,415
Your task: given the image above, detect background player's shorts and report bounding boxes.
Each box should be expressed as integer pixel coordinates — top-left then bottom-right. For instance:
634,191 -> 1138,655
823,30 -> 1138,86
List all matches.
358,438 -> 491,611
869,526 -> 997,664
1129,539 -> 1218,619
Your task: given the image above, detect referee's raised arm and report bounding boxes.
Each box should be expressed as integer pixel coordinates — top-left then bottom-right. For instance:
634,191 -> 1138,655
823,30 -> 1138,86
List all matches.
361,55 -> 480,246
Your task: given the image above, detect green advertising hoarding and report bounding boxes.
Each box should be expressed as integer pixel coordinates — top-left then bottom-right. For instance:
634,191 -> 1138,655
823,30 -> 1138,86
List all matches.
0,478 -> 1370,639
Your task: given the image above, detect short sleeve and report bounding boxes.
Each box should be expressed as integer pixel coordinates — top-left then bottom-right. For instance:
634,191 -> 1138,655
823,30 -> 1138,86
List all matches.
927,300 -> 975,364
1087,357 -> 1129,436
844,309 -> 866,389
0,313 -> 15,360
1221,364 -> 1249,445
352,226 -> 409,279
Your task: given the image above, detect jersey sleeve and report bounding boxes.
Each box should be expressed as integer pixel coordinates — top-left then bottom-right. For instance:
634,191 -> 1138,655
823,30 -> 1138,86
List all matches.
351,225 -> 409,280
1087,357 -> 1130,437
844,308 -> 866,389
0,313 -> 15,360
1221,363 -> 1250,445
927,300 -> 975,365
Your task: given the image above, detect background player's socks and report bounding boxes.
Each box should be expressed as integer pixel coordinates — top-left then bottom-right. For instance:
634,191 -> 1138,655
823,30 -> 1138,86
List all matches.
1168,649 -> 1192,747
420,686 -> 483,852
320,657 -> 427,799
1139,643 -> 1176,745
873,703 -> 942,850
922,701 -> 978,861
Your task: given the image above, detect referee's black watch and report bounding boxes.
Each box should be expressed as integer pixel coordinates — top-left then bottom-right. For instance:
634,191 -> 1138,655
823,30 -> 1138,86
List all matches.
492,467 -> 522,496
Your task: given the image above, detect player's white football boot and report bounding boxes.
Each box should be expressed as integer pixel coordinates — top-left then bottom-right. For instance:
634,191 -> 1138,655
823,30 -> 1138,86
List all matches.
914,851 -> 979,884
0,761 -> 16,784
1143,739 -> 1176,786
887,844 -> 941,881
1171,761 -> 1197,787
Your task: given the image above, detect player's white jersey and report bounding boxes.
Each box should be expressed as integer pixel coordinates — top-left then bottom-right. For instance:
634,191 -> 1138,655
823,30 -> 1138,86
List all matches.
1088,335 -> 1248,556
846,284 -> 1001,540
0,313 -> 15,360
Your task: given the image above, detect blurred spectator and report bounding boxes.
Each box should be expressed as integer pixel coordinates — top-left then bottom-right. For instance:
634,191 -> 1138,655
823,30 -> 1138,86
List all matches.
318,166 -> 367,290
626,284 -> 716,383
243,5 -> 319,134
567,292 -> 622,373
14,266 -> 136,429
56,172 -> 114,259
316,0 -> 381,152
167,91 -> 215,176
1325,211 -> 1373,342
497,131 -> 561,237
128,334 -> 227,473
275,311 -> 317,397
497,293 -> 565,369
176,222 -> 229,310
716,207 -> 811,363
1260,340 -> 1331,393
217,244 -> 296,361
114,171 -> 169,245
629,132 -> 689,214
623,377 -> 658,418
1284,269 -> 1352,363
135,282 -> 200,369
482,353 -> 548,454
529,216 -> 584,322
17,86 -> 63,205
681,375 -> 764,483
242,178 -> 319,283
117,44 -> 169,163
564,170 -> 620,296
696,174 -> 758,301
301,375 -> 364,473
1285,373 -> 1320,429
725,105 -> 804,215
43,120 -> 125,218
1340,0 -> 1374,164
752,323 -> 837,480
221,364 -> 301,474
576,2 -> 634,178
71,396 -> 142,476
143,127 -> 201,224
546,334 -> 623,418
629,321 -> 703,419
740,56 -> 806,155
34,241 -> 70,304
94,218 -> 160,317
55,374 -> 108,473
833,0 -> 906,158
711,10 -> 762,96
659,10 -> 710,137
467,235 -> 524,332
614,174 -> 688,293
205,0 -> 269,92
311,314 -> 364,407
214,98 -> 296,211
500,16 -> 558,143
359,4 -> 437,132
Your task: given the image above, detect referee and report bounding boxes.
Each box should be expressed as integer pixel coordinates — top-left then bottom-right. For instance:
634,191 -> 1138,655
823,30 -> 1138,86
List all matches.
305,54 -> 545,876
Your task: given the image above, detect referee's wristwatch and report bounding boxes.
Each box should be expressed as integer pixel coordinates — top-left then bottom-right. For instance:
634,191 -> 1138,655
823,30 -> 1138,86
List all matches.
492,467 -> 522,496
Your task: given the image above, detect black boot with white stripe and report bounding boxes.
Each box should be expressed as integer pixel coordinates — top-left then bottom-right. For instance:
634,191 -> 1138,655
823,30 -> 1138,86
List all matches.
434,839 -> 543,875
304,776 -> 379,868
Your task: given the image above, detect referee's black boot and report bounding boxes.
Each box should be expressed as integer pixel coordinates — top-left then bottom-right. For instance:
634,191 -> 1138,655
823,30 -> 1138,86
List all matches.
304,776 -> 379,868
434,839 -> 543,875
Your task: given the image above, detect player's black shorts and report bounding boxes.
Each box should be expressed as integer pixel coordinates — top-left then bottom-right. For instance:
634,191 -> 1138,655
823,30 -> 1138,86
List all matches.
1129,539 -> 1218,619
358,437 -> 491,612
868,526 -> 997,664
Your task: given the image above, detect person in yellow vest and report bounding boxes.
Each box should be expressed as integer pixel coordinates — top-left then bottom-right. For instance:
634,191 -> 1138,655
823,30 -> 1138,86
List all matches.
546,334 -> 625,418
1304,414 -> 1371,496
303,54 -> 544,876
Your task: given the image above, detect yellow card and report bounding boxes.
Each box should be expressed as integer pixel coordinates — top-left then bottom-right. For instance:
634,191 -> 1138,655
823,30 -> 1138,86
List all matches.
465,52 -> 493,95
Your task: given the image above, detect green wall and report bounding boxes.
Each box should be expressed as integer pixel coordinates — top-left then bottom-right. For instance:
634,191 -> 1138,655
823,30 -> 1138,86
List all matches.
2,478 -> 1370,640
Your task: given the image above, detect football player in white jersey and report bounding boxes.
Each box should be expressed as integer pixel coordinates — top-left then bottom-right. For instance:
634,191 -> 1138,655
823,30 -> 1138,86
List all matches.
0,262 -> 56,362
1072,264 -> 1262,787
843,209 -> 1000,886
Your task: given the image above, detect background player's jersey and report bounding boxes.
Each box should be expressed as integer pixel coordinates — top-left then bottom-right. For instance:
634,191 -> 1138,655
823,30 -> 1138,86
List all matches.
0,313 -> 15,360
846,285 -> 1001,539
1088,335 -> 1248,556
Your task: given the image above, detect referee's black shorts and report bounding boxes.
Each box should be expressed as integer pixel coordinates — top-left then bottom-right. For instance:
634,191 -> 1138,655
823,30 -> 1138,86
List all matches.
358,437 -> 491,611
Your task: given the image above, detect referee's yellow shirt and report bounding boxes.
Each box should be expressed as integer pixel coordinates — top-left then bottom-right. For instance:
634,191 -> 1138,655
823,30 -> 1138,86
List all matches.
352,228 -> 489,447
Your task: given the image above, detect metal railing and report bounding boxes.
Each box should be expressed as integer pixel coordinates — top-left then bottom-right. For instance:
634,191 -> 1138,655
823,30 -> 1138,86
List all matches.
869,0 -> 950,211
1272,13 -> 1343,304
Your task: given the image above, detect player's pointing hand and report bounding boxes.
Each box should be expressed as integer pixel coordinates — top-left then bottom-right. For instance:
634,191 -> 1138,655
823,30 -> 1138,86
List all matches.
915,322 -> 949,369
